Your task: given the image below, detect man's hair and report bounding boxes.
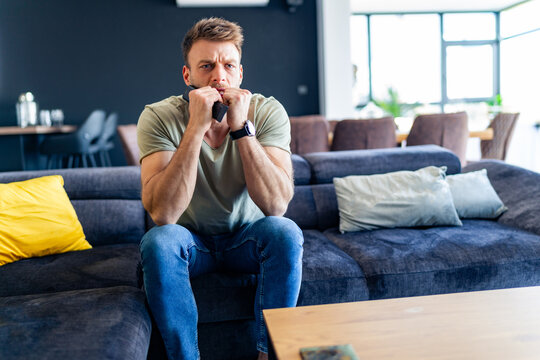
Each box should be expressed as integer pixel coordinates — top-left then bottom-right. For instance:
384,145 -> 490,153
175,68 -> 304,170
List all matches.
182,17 -> 244,68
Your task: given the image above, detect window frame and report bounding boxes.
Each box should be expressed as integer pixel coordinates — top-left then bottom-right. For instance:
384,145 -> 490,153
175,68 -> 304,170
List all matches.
350,11 -> 501,110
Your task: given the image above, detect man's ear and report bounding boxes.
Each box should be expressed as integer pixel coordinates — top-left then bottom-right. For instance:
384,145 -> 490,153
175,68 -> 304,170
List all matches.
239,64 -> 243,86
182,65 -> 191,86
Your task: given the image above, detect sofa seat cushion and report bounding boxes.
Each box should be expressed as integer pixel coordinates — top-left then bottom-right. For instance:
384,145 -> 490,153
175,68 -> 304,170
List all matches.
0,244 -> 141,297
0,286 -> 151,360
192,229 -> 369,323
298,230 -> 368,305
324,220 -> 540,300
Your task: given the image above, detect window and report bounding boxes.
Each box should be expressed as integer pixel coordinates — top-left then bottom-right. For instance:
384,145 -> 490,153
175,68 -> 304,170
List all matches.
446,45 -> 494,100
370,14 -> 441,104
442,12 -> 498,104
350,11 -> 499,109
350,15 -> 370,107
443,13 -> 496,41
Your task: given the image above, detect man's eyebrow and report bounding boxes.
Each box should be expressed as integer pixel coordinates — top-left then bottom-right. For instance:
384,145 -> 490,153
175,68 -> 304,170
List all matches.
196,58 -> 238,66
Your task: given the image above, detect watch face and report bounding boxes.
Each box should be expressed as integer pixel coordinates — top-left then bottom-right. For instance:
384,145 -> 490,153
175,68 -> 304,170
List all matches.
246,120 -> 255,136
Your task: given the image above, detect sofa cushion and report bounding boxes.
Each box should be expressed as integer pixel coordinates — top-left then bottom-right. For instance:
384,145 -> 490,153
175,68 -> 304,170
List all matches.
284,185 -> 318,229
0,286 -> 151,360
304,145 -> 461,184
292,154 -> 311,185
297,230 -> 369,306
0,167 -> 146,247
0,166 -> 141,200
72,199 -> 146,246
446,169 -> 507,219
0,175 -> 91,266
324,220 -> 540,300
0,244 -> 141,297
312,184 -> 339,230
464,160 -> 540,236
191,229 -> 369,323
334,166 -> 461,232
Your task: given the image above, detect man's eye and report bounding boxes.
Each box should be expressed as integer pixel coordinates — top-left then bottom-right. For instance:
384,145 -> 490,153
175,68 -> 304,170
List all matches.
201,64 -> 211,69
226,64 -> 235,69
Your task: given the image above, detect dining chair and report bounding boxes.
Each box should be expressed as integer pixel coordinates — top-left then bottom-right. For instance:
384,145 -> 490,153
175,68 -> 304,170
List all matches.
39,110 -> 106,169
330,117 -> 396,151
480,113 -> 520,160
117,124 -> 140,166
406,111 -> 469,165
92,112 -> 118,167
289,115 -> 329,154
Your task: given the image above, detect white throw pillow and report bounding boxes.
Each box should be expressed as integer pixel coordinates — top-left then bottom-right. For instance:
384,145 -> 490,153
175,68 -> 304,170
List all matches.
446,169 -> 507,219
334,166 -> 462,233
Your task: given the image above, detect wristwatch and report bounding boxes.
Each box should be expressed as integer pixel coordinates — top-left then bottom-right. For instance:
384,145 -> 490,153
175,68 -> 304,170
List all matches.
230,120 -> 256,140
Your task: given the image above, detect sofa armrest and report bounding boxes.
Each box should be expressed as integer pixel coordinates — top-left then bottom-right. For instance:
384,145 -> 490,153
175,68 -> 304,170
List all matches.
463,160 -> 540,236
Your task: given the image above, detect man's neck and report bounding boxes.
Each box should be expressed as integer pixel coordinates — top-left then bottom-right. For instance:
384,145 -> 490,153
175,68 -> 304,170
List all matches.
204,119 -> 230,148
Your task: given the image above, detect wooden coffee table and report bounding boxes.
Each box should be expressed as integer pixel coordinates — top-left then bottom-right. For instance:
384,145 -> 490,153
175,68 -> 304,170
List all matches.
264,286 -> 540,360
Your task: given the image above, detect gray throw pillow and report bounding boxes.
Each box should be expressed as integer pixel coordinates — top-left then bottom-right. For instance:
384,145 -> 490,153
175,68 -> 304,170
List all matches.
446,169 -> 507,219
334,166 -> 462,232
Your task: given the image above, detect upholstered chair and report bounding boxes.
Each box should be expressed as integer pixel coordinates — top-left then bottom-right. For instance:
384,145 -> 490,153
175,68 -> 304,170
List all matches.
117,124 -> 140,166
330,117 -> 396,151
289,115 -> 329,154
406,112 -> 469,165
481,113 -> 520,160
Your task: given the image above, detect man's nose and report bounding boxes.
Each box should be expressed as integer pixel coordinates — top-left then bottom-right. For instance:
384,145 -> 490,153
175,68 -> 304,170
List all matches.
211,64 -> 227,83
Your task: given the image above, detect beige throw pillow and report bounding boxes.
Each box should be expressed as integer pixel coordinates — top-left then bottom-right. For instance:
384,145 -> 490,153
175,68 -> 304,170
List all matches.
334,166 -> 462,233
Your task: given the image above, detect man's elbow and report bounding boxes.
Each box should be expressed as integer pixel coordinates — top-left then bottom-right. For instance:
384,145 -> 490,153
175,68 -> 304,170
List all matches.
150,211 -> 178,226
264,199 -> 289,217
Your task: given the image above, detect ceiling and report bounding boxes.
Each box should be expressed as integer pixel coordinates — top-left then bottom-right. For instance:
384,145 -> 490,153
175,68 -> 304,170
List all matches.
350,0 -> 527,13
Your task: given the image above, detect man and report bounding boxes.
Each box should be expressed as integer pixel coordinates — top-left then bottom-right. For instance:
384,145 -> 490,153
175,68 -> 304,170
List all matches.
137,17 -> 304,360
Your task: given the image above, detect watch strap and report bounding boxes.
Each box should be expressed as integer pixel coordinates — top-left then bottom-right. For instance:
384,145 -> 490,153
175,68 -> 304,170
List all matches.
230,121 -> 254,140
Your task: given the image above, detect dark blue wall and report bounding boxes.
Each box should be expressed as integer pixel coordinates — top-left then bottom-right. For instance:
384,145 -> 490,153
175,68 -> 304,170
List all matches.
0,0 -> 319,167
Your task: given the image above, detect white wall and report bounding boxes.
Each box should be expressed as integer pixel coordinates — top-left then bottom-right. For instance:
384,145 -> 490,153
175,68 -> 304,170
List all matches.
317,0 -> 355,119
501,30 -> 540,172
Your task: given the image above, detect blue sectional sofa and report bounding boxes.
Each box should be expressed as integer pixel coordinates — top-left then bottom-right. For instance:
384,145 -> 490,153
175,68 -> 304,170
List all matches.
1,145 -> 540,360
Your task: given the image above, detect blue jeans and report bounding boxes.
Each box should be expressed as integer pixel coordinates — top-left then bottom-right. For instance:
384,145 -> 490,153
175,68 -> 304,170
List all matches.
140,216 -> 304,360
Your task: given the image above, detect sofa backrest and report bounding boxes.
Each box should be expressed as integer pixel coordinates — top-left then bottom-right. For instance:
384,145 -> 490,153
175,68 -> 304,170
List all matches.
0,167 -> 145,247
286,145 -> 462,230
0,145 -> 462,242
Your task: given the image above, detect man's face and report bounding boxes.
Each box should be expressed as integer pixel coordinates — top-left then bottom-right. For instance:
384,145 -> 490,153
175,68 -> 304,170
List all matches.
183,40 -> 243,90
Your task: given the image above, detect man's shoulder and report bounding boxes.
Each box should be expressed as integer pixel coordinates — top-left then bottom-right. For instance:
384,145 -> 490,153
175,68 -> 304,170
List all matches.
250,93 -> 286,118
251,93 -> 281,108
145,95 -> 186,112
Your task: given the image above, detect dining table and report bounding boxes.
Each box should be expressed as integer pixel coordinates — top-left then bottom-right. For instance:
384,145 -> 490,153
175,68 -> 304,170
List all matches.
0,125 -> 77,171
395,127 -> 494,143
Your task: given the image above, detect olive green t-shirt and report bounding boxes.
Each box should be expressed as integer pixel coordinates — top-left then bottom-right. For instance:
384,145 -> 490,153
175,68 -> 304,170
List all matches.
137,93 -> 291,236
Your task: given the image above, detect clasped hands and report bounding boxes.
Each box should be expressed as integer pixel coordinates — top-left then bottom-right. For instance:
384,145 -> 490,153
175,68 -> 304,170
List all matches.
187,86 -> 252,132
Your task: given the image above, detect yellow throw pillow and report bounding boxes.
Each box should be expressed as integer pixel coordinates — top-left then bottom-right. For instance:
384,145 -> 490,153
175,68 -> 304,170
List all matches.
0,175 -> 91,266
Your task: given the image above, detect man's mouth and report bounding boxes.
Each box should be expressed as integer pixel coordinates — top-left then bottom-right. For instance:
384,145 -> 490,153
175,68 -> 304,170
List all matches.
213,86 -> 226,98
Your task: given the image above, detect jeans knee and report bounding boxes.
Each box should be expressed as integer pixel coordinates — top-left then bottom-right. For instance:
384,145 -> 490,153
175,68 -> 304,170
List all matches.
257,217 -> 304,261
140,224 -> 193,262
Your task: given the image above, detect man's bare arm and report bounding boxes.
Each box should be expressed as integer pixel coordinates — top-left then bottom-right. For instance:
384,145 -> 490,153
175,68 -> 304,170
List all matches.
141,87 -> 220,225
141,125 -> 205,226
236,138 -> 294,216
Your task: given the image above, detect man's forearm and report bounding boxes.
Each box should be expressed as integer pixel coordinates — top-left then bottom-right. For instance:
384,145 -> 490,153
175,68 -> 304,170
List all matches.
236,137 -> 293,216
143,127 -> 204,225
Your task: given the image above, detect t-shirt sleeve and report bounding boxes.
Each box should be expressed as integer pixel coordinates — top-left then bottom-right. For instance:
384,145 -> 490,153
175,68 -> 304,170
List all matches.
254,98 -> 291,154
137,106 -> 178,163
